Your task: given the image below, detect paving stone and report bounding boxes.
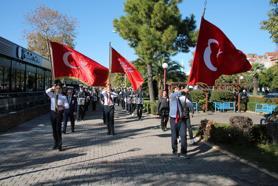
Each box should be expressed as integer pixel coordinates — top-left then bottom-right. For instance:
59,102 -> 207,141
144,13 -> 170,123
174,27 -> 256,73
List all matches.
0,106 -> 276,185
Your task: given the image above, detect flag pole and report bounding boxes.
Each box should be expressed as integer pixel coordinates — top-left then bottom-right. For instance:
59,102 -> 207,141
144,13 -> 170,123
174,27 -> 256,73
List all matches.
202,0 -> 207,17
108,42 -> 112,86
46,38 -> 55,82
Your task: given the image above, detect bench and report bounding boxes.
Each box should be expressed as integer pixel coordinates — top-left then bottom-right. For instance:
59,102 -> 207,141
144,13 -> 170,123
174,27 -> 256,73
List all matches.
192,102 -> 198,112
214,102 -> 235,112
255,104 -> 277,114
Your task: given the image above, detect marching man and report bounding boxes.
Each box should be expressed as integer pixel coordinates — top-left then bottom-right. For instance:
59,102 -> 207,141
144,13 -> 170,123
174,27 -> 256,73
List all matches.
101,84 -> 118,135
46,81 -> 69,151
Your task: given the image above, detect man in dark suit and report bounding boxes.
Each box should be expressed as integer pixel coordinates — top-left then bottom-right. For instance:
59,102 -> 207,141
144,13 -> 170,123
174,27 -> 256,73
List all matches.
63,88 -> 77,133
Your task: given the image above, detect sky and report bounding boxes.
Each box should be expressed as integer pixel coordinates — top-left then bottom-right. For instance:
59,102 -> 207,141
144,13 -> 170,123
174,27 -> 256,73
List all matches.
0,0 -> 276,74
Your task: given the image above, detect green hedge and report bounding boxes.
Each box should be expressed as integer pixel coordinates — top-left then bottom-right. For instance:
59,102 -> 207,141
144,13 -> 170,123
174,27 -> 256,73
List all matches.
143,100 -> 158,115
190,90 -> 206,103
210,90 -> 234,102
207,123 -> 272,145
206,123 -> 278,173
249,96 -> 278,104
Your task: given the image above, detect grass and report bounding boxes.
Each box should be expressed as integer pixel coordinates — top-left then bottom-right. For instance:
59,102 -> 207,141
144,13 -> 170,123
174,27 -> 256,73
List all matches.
212,137 -> 278,174
199,123 -> 278,173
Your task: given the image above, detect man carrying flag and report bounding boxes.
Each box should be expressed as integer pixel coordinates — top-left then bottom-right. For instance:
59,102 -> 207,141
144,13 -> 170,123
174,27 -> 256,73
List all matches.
169,86 -> 190,158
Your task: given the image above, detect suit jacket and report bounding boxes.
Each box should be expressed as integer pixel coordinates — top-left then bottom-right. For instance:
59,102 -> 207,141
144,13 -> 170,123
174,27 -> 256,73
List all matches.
66,96 -> 77,113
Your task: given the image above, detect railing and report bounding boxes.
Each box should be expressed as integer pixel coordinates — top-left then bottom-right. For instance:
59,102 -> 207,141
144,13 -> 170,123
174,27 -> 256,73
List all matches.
255,104 -> 277,114
214,102 -> 236,112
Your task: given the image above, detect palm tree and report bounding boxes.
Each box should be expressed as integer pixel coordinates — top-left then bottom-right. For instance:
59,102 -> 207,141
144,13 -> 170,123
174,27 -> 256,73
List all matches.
251,63 -> 265,96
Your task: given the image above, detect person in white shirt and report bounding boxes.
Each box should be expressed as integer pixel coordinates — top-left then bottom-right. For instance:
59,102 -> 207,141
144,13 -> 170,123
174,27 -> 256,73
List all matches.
101,84 -> 118,135
46,82 -> 69,151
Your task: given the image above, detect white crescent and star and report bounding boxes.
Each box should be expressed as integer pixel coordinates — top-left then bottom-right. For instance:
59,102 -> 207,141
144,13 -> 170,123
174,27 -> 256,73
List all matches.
203,39 -> 222,72
63,52 -> 86,69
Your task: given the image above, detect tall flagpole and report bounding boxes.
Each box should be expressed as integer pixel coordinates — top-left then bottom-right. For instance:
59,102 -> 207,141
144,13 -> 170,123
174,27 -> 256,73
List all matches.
46,38 -> 55,82
108,42 -> 112,86
202,0 -> 207,17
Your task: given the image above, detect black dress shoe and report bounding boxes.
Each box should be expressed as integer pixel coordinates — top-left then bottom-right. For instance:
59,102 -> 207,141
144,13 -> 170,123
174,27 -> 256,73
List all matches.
63,131 -> 66,134
58,146 -> 63,151
53,145 -> 58,150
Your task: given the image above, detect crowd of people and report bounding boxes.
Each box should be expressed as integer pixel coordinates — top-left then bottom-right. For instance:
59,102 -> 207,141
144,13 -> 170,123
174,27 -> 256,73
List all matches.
45,81 -> 145,151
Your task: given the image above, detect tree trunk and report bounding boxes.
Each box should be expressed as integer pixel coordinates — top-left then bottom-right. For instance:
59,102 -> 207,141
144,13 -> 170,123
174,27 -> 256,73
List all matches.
253,75 -> 258,96
158,79 -> 163,98
147,63 -> 155,102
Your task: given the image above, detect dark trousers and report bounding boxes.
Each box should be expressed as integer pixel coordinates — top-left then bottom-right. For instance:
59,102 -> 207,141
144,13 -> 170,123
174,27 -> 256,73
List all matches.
243,101 -> 248,112
103,106 -> 106,124
78,105 -> 85,120
63,109 -> 75,133
170,117 -> 187,154
127,103 -> 131,113
50,111 -> 63,147
121,99 -> 125,109
92,101 -> 97,111
160,109 -> 169,130
137,104 -> 143,120
104,105 -> 115,135
235,101 -> 238,112
131,103 -> 136,113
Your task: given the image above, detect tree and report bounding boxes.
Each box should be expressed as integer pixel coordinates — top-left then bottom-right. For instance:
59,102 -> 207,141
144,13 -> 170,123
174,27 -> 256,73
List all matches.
251,63 -> 265,95
259,64 -> 278,90
135,58 -> 186,97
25,6 -> 77,58
114,0 -> 196,101
261,0 -> 278,43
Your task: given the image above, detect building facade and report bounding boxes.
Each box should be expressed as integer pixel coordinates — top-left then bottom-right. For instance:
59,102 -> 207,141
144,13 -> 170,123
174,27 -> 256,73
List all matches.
0,36 -> 52,114
247,52 -> 278,69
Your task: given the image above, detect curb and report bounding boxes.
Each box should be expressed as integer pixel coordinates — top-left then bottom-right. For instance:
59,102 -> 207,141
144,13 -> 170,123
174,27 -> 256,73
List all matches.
203,141 -> 278,180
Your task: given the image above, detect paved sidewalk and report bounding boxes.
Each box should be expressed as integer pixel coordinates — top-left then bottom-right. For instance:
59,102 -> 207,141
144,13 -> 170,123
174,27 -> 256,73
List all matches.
0,106 -> 276,185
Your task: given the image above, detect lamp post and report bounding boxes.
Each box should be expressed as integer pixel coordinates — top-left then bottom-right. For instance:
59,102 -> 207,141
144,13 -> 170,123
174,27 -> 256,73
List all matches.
162,63 -> 168,91
238,75 -> 244,112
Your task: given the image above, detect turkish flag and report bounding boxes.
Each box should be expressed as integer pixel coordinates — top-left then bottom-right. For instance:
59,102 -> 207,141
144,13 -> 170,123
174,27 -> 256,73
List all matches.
50,41 -> 109,86
188,17 -> 252,86
111,48 -> 144,91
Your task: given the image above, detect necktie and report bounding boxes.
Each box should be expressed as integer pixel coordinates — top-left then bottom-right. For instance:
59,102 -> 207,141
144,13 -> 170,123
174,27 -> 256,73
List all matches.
108,93 -> 112,105
175,98 -> 180,124
55,94 -> 58,112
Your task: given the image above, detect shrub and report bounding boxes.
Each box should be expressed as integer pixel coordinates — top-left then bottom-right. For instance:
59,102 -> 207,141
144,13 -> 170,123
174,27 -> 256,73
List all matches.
249,96 -> 278,104
190,90 -> 206,103
150,101 -> 158,115
143,100 -> 158,115
143,101 -> 151,113
207,123 -> 248,144
210,90 -> 234,102
248,125 -> 271,144
229,116 -> 253,133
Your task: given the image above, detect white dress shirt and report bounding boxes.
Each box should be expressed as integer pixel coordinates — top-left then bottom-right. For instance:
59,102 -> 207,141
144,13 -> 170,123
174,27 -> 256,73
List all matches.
46,88 -> 69,111
101,91 -> 118,106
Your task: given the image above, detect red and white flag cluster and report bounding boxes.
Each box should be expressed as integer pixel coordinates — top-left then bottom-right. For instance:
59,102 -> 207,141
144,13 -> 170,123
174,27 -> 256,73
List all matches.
49,42 -> 144,89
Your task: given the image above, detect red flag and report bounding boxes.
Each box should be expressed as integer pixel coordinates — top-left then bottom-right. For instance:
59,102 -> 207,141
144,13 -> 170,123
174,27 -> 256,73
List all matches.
50,41 -> 109,86
188,17 -> 252,86
111,48 -> 144,91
